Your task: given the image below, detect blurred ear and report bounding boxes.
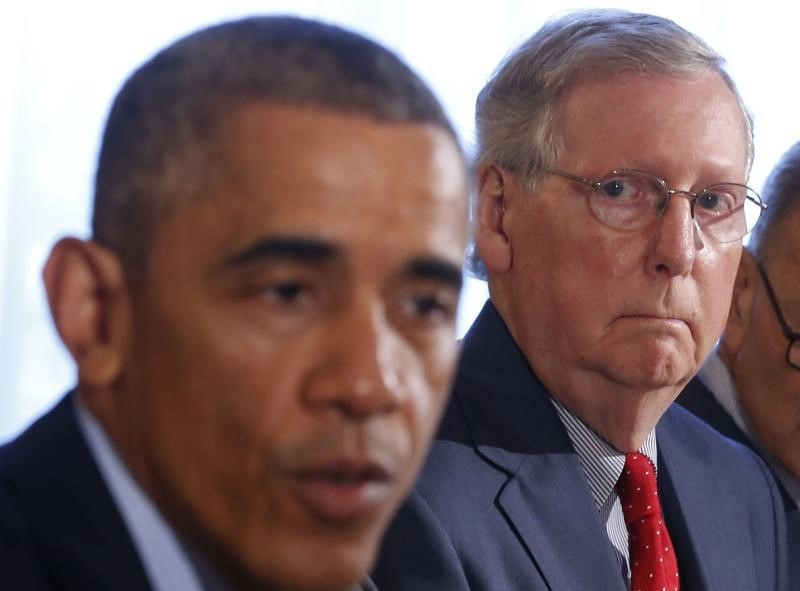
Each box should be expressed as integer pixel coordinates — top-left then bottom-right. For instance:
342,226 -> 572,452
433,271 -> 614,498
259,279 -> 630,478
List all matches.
720,248 -> 757,361
474,163 -> 513,273
42,238 -> 129,387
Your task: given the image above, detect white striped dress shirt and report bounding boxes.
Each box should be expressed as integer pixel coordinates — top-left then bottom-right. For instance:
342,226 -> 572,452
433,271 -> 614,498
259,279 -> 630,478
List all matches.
550,396 -> 658,585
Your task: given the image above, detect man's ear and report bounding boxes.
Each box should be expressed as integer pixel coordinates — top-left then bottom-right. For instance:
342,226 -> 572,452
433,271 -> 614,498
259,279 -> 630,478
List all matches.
42,238 -> 129,387
474,163 -> 513,273
720,248 -> 757,362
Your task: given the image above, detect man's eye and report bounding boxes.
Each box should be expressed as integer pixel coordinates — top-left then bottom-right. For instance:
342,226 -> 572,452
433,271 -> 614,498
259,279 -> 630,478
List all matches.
263,282 -> 312,305
696,191 -> 734,213
601,179 -> 628,198
597,173 -> 661,204
405,291 -> 457,322
599,177 -> 647,202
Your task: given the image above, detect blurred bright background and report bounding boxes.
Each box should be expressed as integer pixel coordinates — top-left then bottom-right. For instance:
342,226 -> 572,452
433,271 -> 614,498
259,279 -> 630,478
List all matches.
2,0 -> 798,440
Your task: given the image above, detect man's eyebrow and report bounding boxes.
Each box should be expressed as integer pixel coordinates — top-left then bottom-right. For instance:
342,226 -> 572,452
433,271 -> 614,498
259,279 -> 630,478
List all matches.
406,258 -> 463,289
223,237 -> 340,267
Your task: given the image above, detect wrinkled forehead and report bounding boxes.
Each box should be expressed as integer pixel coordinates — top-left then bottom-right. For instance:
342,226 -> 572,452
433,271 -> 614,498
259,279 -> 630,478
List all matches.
555,69 -> 751,166
554,71 -> 750,177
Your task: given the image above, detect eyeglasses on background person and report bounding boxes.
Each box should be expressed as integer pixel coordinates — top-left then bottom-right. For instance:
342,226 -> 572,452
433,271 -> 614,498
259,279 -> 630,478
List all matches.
755,260 -> 800,371
548,168 -> 766,243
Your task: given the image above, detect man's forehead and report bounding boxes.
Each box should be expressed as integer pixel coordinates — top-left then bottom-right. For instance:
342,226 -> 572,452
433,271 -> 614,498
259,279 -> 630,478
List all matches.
765,208 -> 800,262
144,120 -> 467,277
555,71 -> 749,176
219,101 -> 459,152
213,103 -> 461,184
210,105 -> 465,224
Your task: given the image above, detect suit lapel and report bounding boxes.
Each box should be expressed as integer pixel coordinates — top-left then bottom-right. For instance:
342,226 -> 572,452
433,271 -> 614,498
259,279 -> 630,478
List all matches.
455,303 -> 627,590
493,438 -> 628,590
788,507 -> 800,580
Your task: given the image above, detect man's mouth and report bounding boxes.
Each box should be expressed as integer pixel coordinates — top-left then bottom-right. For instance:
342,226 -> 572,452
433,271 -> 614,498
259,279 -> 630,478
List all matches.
620,313 -> 688,327
289,459 -> 395,522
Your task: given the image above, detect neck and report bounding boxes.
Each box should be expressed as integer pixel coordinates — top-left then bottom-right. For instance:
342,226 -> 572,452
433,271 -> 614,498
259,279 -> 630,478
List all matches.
528,359 -> 680,451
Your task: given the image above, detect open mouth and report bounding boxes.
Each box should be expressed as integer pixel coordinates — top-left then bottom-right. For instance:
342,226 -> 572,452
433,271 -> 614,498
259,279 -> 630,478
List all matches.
290,460 -> 395,522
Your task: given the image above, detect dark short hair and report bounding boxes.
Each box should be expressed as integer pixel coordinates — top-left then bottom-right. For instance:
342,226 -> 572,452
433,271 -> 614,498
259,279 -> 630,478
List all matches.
750,141 -> 800,267
92,16 -> 458,277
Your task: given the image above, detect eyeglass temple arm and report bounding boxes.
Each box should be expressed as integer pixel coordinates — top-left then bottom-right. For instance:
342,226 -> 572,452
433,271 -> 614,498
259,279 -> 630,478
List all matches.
746,193 -> 768,211
547,168 -> 598,188
755,261 -> 800,340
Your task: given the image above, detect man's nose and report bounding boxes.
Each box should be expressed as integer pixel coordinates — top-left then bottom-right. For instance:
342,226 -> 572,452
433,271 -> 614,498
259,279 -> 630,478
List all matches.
648,192 -> 702,277
304,297 -> 402,419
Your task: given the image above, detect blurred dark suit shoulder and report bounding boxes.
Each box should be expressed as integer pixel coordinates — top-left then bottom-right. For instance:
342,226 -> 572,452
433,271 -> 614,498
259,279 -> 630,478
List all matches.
0,392 -> 152,590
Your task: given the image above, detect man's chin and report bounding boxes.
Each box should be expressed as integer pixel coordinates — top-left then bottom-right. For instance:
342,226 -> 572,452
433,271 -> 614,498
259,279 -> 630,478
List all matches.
232,529 -> 380,591
605,346 -> 694,392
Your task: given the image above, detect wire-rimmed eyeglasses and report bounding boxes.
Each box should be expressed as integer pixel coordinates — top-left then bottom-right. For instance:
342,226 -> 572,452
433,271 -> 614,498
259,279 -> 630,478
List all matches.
547,168 -> 766,243
755,260 -> 800,371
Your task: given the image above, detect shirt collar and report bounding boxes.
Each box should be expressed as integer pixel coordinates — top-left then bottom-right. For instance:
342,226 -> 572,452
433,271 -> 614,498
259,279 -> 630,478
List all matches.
73,394 -> 216,591
550,395 -> 658,512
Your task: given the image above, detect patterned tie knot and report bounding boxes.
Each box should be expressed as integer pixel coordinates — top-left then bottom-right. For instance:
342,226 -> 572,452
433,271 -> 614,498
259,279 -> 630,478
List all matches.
617,452 -> 659,525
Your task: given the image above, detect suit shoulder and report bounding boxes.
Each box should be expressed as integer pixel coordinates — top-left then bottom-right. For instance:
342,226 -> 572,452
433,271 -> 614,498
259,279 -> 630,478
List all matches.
416,393 -> 508,500
0,395 -> 78,589
0,476 -> 51,589
662,403 -> 780,499
664,404 -> 756,461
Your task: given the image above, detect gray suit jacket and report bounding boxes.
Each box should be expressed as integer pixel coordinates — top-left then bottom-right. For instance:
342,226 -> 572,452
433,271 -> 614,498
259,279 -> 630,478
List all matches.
677,376 -> 800,582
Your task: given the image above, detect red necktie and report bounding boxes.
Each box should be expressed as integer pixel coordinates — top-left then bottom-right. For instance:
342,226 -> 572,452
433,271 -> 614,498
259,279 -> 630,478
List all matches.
616,453 -> 680,591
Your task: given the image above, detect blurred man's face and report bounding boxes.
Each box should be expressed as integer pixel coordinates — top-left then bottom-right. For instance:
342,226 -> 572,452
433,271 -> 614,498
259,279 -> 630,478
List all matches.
486,72 -> 748,446
729,236 -> 800,482
115,104 -> 467,590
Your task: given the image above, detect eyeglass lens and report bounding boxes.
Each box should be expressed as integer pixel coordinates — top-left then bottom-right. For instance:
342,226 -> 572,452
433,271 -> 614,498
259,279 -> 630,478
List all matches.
592,171 -> 760,242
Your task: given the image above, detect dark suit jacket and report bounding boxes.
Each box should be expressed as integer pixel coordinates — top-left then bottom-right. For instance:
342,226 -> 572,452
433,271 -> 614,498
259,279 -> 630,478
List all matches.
373,302 -> 788,590
0,393 -> 152,590
0,393 -> 380,591
678,376 -> 800,581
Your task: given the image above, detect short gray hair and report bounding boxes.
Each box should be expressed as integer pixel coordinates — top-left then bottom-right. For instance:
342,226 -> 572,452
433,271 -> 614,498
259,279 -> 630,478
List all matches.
92,16 -> 458,278
750,140 -> 800,268
475,9 -> 753,189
